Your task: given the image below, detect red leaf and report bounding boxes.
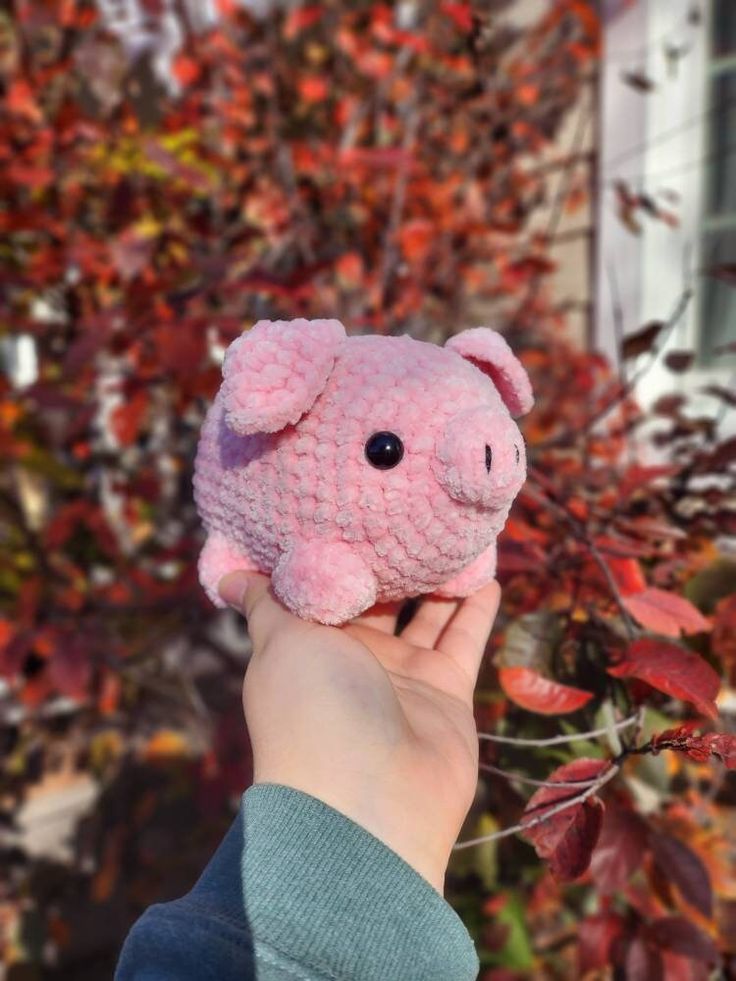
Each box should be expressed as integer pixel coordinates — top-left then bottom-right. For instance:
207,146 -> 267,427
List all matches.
298,75 -> 329,104
622,588 -> 711,637
521,758 -> 609,881
624,586 -> 711,637
283,4 -> 324,39
548,797 -> 604,880
48,636 -> 91,701
713,594 -> 736,666
650,723 -> 736,768
590,802 -> 649,894
650,832 -> 713,918
608,639 -> 721,719
621,935 -> 664,981
645,916 -> 719,965
498,667 -> 593,715
6,80 -> 43,123
578,913 -> 625,976
110,390 -> 149,447
440,2 -> 474,33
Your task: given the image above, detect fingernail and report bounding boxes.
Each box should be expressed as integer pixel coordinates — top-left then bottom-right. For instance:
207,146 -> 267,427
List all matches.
218,571 -> 250,609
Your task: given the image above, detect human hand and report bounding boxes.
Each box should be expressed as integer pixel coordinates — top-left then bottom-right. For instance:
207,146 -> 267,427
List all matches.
218,571 -> 501,896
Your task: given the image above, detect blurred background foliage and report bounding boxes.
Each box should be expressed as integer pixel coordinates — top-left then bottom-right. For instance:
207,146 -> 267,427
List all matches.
1,0 -> 735,977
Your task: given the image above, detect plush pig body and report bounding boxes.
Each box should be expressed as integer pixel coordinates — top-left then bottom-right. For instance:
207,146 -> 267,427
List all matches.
193,319 -> 533,624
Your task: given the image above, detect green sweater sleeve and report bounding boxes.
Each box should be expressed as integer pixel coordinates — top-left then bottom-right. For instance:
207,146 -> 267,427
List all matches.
115,782 -> 479,981
242,783 -> 479,980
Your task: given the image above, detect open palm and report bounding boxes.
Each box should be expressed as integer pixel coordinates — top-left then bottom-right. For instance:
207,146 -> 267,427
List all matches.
219,571 -> 501,894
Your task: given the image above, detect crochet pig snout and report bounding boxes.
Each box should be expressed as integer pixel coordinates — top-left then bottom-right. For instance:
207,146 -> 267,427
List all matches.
432,406 -> 526,510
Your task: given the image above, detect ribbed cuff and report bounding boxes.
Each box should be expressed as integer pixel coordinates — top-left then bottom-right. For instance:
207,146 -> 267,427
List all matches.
241,783 -> 479,981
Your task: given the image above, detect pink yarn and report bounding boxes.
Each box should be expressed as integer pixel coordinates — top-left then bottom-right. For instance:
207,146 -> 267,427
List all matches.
193,319 -> 534,624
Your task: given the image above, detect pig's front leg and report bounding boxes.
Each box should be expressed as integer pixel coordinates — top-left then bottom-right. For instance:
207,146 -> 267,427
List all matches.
273,541 -> 377,625
433,541 -> 497,598
199,530 -> 261,609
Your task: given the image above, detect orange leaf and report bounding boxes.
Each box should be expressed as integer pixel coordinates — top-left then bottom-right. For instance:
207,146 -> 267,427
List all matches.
622,588 -> 711,637
173,55 -> 201,87
298,75 -> 328,104
7,80 -> 43,123
499,667 -> 593,715
398,219 -> 434,263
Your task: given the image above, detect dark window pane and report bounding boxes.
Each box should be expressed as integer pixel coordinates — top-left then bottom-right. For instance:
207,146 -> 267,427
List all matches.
700,226 -> 736,364
705,71 -> 736,215
713,0 -> 736,56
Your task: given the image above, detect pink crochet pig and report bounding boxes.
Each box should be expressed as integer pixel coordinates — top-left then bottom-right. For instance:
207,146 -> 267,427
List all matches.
193,319 -> 533,624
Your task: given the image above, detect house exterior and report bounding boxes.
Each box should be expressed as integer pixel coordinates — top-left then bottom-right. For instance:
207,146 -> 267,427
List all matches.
597,0 -> 736,427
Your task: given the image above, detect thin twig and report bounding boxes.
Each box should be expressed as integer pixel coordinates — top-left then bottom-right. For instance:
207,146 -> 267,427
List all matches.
524,474 -> 639,640
536,283 -> 694,450
477,712 -> 638,747
479,762 -> 607,789
453,763 -> 620,850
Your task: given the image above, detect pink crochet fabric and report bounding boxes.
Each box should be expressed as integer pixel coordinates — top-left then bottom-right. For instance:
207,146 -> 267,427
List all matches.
193,319 -> 534,624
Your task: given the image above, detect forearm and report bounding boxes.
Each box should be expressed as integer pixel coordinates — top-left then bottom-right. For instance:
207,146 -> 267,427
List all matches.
115,783 -> 479,981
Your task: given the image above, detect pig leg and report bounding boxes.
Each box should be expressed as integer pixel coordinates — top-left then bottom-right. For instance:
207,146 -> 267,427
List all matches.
198,530 -> 260,609
272,541 -> 378,625
433,541 -> 497,598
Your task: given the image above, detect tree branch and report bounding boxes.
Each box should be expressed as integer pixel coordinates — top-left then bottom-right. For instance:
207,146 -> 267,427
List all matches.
477,712 -> 639,747
453,762 -> 619,850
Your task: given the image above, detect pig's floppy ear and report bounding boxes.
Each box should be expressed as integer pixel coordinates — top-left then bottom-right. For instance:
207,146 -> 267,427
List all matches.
221,318 -> 347,435
445,327 -> 534,417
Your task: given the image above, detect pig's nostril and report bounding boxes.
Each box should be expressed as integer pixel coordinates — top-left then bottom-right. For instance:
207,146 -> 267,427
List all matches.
485,444 -> 492,474
515,445 -> 520,464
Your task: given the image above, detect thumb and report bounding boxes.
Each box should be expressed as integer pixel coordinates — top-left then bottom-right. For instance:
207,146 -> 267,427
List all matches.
218,570 -> 290,649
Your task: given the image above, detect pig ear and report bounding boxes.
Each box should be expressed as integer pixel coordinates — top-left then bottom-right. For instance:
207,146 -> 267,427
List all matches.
221,318 -> 346,435
445,327 -> 534,417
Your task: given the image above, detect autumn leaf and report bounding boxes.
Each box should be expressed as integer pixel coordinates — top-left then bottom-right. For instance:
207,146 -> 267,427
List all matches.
590,802 -> 649,894
645,916 -> 719,965
6,80 -> 43,123
650,723 -> 736,768
440,2 -> 474,34
521,758 -> 609,881
578,913 -> 625,977
622,320 -> 664,360
664,350 -> 695,372
172,55 -> 201,86
283,4 -> 325,40
622,588 -> 711,637
608,639 -> 721,719
298,75 -> 329,104
712,594 -> 736,668
621,69 -> 656,92
650,832 -> 713,918
110,390 -> 149,447
498,667 -> 594,715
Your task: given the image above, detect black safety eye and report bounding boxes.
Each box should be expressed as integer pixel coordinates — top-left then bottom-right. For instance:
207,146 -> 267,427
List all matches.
365,431 -> 404,470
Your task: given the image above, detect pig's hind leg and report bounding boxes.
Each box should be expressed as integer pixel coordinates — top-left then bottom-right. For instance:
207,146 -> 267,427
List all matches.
273,541 -> 377,625
433,541 -> 497,598
198,530 -> 260,609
